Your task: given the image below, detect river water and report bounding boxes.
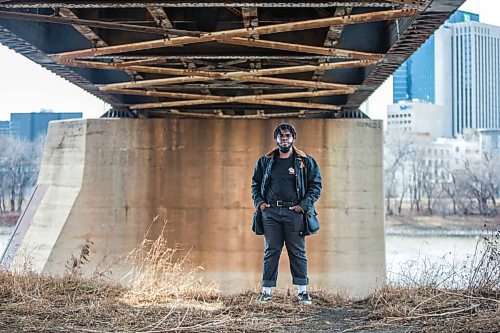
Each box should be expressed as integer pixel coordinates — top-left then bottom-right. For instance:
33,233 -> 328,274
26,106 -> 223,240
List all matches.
0,225 -> 489,287
0,225 -> 13,256
385,234 -> 487,287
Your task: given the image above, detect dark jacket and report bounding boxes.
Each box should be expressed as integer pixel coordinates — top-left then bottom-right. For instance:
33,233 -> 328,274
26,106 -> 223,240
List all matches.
251,147 -> 322,235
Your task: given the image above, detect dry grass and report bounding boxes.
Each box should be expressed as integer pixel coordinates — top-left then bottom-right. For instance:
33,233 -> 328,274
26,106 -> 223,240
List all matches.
362,230 -> 500,332
120,219 -> 219,305
0,222 -> 498,332
0,271 -> 356,332
364,285 -> 499,332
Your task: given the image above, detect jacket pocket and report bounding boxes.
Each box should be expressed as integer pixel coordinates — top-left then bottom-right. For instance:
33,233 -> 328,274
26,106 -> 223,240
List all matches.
301,212 -> 320,236
252,209 -> 264,235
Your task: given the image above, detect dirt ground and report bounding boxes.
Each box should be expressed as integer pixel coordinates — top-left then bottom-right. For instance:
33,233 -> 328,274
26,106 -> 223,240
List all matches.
0,276 -> 412,333
2,270 -> 498,333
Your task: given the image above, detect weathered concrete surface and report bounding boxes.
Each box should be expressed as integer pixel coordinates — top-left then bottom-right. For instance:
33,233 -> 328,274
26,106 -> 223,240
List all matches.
14,118 -> 385,297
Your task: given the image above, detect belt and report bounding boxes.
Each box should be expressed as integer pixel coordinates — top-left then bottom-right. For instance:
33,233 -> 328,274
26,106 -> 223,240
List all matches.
268,200 -> 298,208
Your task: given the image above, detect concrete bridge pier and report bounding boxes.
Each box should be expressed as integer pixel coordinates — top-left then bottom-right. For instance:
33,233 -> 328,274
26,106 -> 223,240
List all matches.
11,118 -> 385,297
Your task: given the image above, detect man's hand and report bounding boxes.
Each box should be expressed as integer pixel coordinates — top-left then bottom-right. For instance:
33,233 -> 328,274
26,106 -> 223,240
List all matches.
289,205 -> 304,213
259,202 -> 270,211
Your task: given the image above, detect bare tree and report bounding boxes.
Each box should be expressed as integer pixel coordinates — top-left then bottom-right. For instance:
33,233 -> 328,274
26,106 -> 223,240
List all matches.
441,164 -> 460,215
384,132 -> 416,215
408,153 -> 425,213
0,137 -> 9,212
460,153 -> 499,216
0,136 -> 43,212
396,164 -> 405,215
384,131 -> 499,217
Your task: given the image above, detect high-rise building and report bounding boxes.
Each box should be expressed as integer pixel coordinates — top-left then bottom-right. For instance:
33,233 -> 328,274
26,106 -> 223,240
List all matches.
393,10 -> 500,138
448,22 -> 500,136
6,111 -> 82,141
393,35 -> 435,103
394,10 -> 479,105
0,120 -> 9,136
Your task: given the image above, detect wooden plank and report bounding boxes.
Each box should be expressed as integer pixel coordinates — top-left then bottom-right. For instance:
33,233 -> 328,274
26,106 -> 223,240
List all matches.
52,9 -> 418,60
217,36 -> 383,60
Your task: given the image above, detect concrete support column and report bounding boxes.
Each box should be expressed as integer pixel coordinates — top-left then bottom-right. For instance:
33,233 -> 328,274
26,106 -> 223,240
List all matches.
14,118 -> 385,297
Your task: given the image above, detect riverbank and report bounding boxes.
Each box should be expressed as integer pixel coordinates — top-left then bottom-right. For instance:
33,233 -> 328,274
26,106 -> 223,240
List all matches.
386,215 -> 500,236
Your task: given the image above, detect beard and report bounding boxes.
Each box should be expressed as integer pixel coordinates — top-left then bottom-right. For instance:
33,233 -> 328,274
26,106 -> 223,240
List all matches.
278,144 -> 293,153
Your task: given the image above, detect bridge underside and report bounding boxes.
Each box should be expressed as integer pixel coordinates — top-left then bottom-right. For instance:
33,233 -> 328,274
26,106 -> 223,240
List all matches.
0,0 -> 464,118
7,118 -> 386,297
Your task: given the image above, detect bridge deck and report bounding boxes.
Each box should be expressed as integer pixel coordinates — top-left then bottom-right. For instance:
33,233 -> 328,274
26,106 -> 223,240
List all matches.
0,1 -> 464,118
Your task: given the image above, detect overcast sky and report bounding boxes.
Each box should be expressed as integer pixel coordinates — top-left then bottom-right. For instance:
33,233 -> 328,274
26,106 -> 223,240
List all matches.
0,0 -> 498,121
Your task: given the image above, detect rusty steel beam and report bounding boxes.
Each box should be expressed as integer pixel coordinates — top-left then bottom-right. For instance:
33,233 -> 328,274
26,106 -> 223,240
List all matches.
0,9 -> 200,36
58,8 -> 107,47
106,88 -> 354,100
0,2 -> 411,9
384,0 -> 426,7
146,6 -> 175,32
108,89 -> 224,100
61,59 -> 376,78
57,8 -> 143,81
323,6 -> 353,48
52,9 -> 417,60
217,36 -> 383,60
130,97 -> 341,111
248,76 -> 355,90
141,109 -> 328,119
100,73 -> 355,90
311,6 -> 353,86
191,58 -> 248,71
62,59 -> 370,93
241,7 -> 261,95
146,6 -> 209,94
114,57 -> 166,67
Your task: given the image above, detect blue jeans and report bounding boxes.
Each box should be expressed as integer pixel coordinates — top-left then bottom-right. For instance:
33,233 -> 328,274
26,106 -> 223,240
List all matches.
261,207 -> 308,287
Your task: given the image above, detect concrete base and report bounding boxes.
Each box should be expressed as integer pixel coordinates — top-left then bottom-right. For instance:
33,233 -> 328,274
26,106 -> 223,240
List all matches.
13,118 -> 385,297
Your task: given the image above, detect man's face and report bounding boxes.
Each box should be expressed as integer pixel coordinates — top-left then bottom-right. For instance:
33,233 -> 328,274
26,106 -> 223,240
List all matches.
276,129 -> 295,151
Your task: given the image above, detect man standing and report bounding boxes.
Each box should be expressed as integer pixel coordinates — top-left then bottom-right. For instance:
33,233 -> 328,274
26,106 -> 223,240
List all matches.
251,123 -> 322,304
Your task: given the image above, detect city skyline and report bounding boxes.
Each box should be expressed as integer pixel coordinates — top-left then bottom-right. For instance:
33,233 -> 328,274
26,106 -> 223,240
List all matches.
0,0 -> 498,121
389,8 -> 500,137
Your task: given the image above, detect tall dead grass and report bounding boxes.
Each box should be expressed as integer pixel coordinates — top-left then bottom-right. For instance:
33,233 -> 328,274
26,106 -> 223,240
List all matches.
121,218 -> 219,305
1,219 -> 498,332
364,230 -> 500,332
